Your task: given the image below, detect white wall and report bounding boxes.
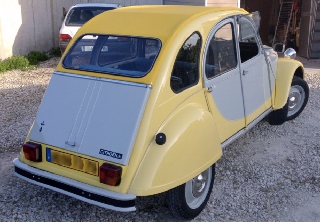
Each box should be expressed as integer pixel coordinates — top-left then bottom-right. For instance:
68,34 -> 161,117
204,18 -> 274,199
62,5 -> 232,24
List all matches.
0,0 -> 238,60
206,0 -> 238,7
0,0 -> 161,60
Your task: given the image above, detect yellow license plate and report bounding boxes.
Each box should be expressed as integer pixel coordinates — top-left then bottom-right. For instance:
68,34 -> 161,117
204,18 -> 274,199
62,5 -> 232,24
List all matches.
46,148 -> 99,176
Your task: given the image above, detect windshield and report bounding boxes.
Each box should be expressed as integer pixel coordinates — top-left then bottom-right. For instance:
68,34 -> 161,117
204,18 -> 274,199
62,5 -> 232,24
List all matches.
63,35 -> 161,77
65,7 -> 116,26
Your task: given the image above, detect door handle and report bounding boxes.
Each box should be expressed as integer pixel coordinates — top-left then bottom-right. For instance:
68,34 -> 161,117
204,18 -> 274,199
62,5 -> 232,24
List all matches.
243,70 -> 248,76
65,141 -> 76,146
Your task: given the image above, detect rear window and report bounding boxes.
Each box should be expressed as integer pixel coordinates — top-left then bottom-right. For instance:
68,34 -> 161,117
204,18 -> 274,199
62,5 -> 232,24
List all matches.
62,35 -> 161,77
65,7 -> 115,26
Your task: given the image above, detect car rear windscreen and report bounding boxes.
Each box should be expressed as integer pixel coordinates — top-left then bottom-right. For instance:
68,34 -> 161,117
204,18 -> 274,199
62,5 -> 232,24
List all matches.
62,35 -> 161,77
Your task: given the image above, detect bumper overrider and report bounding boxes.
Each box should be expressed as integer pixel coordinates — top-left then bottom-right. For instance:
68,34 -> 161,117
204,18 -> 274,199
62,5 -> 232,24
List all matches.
13,158 -> 136,212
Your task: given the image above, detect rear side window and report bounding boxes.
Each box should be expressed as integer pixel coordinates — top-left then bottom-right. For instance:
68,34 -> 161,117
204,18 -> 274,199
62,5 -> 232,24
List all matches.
63,35 -> 161,77
170,32 -> 201,93
66,7 -> 116,25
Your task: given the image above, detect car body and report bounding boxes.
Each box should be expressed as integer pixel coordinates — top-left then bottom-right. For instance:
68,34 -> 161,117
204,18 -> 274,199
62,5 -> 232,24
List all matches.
59,3 -> 121,54
14,6 -> 309,220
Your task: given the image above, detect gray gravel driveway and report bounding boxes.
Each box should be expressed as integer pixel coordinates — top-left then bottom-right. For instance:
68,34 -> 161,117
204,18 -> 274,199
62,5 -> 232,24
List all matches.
0,57 -> 319,221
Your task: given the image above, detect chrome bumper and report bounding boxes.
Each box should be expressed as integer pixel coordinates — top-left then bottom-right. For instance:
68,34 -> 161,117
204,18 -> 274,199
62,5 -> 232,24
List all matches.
13,158 -> 136,212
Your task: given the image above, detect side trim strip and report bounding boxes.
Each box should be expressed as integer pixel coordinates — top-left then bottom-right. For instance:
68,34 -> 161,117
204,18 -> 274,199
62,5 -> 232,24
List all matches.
54,71 -> 152,89
221,108 -> 272,149
13,159 -> 136,212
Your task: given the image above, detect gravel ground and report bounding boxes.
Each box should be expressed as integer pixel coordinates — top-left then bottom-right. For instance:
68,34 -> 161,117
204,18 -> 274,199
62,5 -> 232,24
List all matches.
0,57 -> 320,221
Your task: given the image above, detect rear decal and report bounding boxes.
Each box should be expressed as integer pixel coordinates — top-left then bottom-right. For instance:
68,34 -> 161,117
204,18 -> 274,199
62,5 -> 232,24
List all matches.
99,149 -> 123,159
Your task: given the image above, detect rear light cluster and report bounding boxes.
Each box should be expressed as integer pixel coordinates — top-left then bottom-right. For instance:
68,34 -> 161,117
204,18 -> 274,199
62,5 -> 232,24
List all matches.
23,142 -> 122,186
60,34 -> 72,41
100,163 -> 122,186
23,142 -> 42,162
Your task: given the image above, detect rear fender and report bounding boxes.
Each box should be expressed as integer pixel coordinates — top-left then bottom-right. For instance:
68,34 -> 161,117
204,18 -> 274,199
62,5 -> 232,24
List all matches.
128,92 -> 222,196
273,58 -> 304,109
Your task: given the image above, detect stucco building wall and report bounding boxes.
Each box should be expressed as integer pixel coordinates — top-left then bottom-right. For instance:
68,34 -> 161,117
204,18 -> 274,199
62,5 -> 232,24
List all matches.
0,0 -> 161,60
0,0 -> 238,60
207,0 -> 238,7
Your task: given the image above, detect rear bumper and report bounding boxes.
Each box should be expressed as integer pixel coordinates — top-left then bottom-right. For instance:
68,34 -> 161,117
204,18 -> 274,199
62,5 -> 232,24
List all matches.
13,158 -> 136,212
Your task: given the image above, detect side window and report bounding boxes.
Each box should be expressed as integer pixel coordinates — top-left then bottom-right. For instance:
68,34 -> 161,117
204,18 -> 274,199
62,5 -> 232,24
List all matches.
205,23 -> 237,79
171,32 -> 201,93
238,17 -> 259,63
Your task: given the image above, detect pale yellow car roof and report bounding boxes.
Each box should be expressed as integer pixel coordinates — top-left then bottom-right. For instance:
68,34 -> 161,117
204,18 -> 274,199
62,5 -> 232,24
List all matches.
79,5 -> 245,42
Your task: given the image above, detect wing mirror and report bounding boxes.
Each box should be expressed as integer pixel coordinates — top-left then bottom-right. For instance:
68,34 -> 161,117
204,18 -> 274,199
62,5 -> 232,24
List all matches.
272,43 -> 296,59
284,48 -> 296,59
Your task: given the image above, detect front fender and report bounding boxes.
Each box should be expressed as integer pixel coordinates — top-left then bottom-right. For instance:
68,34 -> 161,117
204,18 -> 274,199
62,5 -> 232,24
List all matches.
128,91 -> 222,196
273,58 -> 304,109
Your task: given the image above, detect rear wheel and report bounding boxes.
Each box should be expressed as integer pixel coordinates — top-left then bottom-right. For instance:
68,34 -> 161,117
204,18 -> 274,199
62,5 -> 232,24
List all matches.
167,164 -> 215,220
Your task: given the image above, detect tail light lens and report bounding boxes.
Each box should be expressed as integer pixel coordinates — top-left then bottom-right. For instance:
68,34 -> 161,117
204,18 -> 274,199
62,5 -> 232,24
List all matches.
100,163 -> 122,186
23,142 -> 42,162
60,34 -> 72,41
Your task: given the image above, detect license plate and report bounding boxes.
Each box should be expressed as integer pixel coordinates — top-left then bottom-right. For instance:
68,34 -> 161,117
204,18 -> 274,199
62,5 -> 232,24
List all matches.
46,148 -> 99,176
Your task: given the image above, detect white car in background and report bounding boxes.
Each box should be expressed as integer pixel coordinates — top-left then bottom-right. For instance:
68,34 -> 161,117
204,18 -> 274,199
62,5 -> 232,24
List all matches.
59,3 -> 121,54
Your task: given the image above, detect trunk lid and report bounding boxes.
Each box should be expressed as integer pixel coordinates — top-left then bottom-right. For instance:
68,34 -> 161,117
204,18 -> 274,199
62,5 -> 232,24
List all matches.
29,72 -> 150,165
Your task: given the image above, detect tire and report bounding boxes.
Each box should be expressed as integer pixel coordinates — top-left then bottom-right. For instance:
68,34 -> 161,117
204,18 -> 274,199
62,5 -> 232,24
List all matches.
286,76 -> 309,121
268,102 -> 288,125
167,164 -> 215,220
268,76 -> 309,124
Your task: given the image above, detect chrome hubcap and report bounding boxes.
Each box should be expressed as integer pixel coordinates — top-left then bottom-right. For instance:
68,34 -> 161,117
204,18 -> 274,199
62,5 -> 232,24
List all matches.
288,85 -> 305,117
192,173 -> 207,198
185,167 -> 212,209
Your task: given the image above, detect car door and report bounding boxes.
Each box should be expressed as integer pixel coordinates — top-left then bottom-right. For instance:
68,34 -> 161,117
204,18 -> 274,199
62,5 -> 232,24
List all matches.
236,15 -> 272,125
203,18 -> 245,144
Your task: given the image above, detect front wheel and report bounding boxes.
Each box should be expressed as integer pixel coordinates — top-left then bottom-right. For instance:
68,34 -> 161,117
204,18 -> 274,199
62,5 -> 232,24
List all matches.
268,76 -> 309,125
167,164 -> 215,220
286,76 -> 309,120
